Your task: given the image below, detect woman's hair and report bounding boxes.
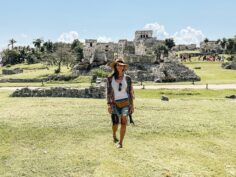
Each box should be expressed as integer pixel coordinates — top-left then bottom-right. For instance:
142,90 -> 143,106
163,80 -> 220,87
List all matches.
112,63 -> 124,80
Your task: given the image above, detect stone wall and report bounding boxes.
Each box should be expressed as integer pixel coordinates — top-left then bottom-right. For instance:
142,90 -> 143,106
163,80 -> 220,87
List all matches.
0,74 -> 77,83
83,40 -> 118,63
2,68 -> 23,75
135,30 -> 153,40
11,86 -> 106,98
124,54 -> 156,64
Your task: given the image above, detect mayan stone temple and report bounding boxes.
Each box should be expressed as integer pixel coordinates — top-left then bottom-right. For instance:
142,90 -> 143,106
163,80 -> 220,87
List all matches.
73,30 -> 200,82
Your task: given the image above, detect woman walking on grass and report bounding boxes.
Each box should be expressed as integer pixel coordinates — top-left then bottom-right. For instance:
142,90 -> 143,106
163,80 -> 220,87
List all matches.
106,58 -> 134,148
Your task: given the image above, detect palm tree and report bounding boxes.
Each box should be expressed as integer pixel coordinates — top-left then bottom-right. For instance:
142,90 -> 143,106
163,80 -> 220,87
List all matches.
8,38 -> 16,49
33,38 -> 44,50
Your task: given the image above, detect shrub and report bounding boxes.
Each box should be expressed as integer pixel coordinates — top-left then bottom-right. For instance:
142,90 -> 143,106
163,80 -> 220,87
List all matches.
91,69 -> 110,78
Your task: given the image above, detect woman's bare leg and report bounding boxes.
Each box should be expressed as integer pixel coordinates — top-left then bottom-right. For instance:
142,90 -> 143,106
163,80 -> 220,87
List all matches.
119,116 -> 127,146
112,124 -> 118,139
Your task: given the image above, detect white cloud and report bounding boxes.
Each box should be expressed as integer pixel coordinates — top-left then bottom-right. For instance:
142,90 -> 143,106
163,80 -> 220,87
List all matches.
79,39 -> 85,43
58,31 -> 79,43
173,26 -> 205,46
143,23 -> 205,46
97,36 -> 113,43
143,22 -> 170,39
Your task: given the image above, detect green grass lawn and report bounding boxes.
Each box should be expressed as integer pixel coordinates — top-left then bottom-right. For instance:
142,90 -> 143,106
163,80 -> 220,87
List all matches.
1,61 -> 236,87
0,64 -> 71,80
184,61 -> 236,84
0,89 -> 236,177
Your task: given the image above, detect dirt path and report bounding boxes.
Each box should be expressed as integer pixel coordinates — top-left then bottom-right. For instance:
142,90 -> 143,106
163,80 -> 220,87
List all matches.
1,84 -> 236,91
133,84 -> 236,90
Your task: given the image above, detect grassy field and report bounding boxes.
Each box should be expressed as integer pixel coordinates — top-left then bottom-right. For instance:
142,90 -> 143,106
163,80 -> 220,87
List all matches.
0,89 -> 236,177
140,61 -> 236,86
184,61 -> 236,84
1,61 -> 236,87
0,64 -> 71,80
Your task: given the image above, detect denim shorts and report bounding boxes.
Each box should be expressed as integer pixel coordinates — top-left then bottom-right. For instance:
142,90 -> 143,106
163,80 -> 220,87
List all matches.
112,105 -> 129,118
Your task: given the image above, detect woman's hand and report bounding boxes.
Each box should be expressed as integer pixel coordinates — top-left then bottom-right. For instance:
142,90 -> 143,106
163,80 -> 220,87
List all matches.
108,105 -> 112,114
129,105 -> 134,114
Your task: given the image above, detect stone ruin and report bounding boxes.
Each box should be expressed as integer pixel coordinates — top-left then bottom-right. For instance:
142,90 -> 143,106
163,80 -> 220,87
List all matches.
126,60 -> 200,82
2,68 -> 23,75
222,55 -> 236,70
72,30 -> 200,82
11,86 -> 106,98
73,30 -> 164,74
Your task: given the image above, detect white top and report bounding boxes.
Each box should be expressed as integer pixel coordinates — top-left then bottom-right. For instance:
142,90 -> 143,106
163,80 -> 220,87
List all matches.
111,74 -> 128,101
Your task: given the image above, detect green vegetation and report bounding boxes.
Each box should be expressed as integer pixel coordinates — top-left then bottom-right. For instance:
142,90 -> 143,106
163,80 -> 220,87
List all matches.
184,62 -> 236,84
0,39 -> 83,74
0,65 -> 71,80
0,89 -> 235,176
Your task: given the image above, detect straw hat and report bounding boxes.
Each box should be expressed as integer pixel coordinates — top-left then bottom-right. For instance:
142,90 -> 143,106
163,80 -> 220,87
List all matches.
109,58 -> 128,70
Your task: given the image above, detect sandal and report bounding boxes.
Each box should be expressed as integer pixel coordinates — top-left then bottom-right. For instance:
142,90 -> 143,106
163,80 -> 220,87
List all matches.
117,143 -> 123,148
113,136 -> 119,143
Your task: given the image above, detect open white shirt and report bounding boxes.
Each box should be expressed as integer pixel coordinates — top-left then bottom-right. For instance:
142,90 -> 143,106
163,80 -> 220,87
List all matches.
111,74 -> 128,101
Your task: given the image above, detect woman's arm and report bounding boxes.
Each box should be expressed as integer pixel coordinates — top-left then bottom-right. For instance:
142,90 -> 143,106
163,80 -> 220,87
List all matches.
106,77 -> 113,106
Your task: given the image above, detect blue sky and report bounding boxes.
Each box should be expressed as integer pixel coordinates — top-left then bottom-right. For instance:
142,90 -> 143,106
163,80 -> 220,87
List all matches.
0,0 -> 235,49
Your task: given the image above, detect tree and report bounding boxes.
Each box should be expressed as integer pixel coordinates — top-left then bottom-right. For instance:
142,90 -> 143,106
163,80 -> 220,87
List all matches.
71,39 -> 84,62
164,38 -> 175,50
225,38 -> 236,54
204,38 -> 209,43
42,42 -> 76,73
33,38 -> 44,50
43,40 -> 54,53
24,50 -> 38,64
220,38 -> 227,50
153,44 -> 169,63
8,38 -> 16,49
1,49 -> 21,65
216,39 -> 221,44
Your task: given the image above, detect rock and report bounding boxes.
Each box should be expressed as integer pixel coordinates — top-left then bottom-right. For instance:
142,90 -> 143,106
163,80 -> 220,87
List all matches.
222,61 -> 236,70
194,67 -> 201,69
161,96 -> 169,101
2,68 -> 23,75
225,95 -> 236,99
72,61 -> 91,75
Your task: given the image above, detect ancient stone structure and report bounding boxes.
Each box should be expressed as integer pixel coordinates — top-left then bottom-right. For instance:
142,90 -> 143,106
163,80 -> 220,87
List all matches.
172,44 -> 197,51
83,39 -> 118,64
126,60 -> 200,82
73,30 -> 201,82
200,41 -> 222,53
82,30 -> 164,65
2,68 -> 23,75
11,86 -> 106,98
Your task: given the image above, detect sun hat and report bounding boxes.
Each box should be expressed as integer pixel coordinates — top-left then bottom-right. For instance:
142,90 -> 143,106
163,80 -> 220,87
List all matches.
109,58 -> 128,70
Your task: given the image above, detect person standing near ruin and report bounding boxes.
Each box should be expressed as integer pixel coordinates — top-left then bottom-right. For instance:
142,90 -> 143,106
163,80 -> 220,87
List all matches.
106,58 -> 134,148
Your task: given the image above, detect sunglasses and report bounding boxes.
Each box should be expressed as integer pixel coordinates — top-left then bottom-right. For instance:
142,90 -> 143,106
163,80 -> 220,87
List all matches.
118,83 -> 122,91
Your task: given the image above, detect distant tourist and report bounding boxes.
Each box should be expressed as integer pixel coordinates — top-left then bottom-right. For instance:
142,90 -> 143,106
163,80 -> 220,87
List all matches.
106,58 -> 134,148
